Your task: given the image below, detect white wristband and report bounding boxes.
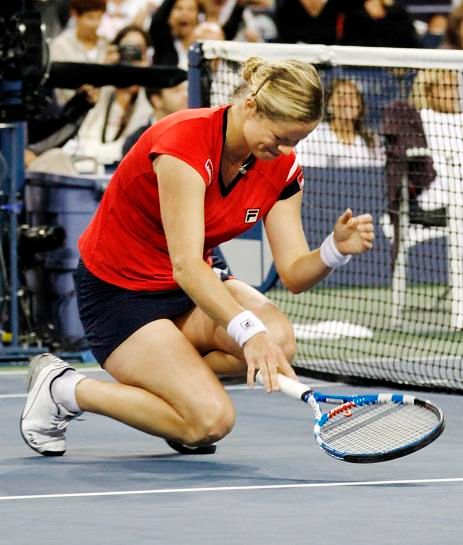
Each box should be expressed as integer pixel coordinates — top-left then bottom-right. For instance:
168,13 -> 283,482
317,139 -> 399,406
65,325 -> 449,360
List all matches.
227,310 -> 267,347
320,232 -> 352,268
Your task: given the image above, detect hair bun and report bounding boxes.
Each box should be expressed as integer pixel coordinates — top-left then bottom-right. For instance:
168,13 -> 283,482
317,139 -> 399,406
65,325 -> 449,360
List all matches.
241,56 -> 266,83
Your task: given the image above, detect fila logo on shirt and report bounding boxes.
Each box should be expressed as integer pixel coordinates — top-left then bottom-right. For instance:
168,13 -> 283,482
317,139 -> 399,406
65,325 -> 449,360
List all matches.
244,208 -> 260,223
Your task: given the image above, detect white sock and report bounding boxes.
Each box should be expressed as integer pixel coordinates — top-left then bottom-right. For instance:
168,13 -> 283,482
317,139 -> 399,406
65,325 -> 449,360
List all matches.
51,370 -> 86,413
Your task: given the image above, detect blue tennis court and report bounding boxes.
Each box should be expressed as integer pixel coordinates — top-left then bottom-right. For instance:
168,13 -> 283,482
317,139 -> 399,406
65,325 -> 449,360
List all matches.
1,367 -> 461,545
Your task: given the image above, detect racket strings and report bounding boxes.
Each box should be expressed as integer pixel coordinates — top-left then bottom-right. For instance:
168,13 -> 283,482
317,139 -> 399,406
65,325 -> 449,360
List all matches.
319,403 -> 439,454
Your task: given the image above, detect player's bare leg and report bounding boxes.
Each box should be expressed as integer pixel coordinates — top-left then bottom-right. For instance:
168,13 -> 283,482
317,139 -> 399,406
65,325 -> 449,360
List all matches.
175,278 -> 297,377
21,279 -> 293,455
75,319 -> 236,446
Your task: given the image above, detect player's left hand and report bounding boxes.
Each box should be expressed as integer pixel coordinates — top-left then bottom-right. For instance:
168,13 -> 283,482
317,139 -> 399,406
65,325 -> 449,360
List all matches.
333,208 -> 374,255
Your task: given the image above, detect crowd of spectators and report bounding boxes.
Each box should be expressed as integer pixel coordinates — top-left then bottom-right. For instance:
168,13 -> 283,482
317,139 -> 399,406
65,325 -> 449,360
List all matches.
26,0 -> 463,176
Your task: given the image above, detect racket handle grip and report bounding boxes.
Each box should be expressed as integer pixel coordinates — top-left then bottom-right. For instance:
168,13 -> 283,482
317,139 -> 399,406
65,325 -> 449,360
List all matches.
256,371 -> 309,400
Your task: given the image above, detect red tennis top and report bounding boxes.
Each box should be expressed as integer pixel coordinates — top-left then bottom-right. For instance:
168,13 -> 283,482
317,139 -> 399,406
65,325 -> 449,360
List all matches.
79,105 -> 304,291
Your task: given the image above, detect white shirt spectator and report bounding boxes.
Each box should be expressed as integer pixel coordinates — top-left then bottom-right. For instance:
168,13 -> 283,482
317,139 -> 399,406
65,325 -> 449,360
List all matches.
63,86 -> 153,168
295,122 -> 384,168
417,108 -> 463,211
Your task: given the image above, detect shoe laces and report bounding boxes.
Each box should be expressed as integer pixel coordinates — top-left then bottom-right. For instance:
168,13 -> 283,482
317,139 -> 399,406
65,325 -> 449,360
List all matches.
50,408 -> 84,434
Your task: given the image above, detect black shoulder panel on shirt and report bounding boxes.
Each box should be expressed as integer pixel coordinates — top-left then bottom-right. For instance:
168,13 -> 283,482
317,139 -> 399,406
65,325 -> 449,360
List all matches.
278,178 -> 301,200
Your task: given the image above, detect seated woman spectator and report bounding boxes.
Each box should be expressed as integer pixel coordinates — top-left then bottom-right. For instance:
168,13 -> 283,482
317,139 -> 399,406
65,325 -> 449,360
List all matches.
62,24 -> 153,171
341,0 -> 421,48
296,78 -> 384,168
50,0 -> 109,105
149,0 -> 200,68
408,69 -> 463,212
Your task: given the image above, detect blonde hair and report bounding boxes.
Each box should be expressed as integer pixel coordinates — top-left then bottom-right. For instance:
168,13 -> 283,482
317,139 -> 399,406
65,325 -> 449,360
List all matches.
239,56 -> 323,123
409,69 -> 458,110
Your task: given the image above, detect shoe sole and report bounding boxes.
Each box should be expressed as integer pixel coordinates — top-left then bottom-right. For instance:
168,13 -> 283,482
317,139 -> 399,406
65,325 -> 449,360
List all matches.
165,440 -> 217,455
20,357 -> 73,456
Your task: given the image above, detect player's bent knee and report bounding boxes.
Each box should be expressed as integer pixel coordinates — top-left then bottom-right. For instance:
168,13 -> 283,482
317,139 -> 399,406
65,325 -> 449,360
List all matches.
183,399 -> 236,446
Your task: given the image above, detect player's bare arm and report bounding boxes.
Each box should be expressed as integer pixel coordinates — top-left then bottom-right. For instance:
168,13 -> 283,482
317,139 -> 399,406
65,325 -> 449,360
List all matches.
154,155 -> 296,391
265,191 -> 375,294
155,154 -> 243,327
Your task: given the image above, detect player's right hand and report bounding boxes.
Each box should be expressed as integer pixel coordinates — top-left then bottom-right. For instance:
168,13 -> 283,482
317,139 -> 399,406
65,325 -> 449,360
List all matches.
243,332 -> 298,392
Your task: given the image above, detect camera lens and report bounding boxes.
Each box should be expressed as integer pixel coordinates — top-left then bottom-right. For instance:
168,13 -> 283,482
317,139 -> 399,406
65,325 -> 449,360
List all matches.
118,45 -> 143,63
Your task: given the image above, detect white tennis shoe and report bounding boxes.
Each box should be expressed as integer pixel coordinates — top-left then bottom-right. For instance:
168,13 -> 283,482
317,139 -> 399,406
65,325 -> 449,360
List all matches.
20,353 -> 82,456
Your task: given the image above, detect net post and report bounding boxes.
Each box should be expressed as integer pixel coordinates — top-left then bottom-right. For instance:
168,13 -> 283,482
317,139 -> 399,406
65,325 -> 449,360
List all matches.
188,42 -> 207,108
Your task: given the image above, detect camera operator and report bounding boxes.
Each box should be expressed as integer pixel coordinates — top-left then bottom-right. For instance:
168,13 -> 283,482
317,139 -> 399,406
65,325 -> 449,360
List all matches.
105,30 -> 148,64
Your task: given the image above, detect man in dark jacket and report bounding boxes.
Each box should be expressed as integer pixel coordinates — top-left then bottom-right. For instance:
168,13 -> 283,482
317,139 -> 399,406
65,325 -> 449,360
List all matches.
275,0 -> 364,44
122,74 -> 188,155
342,0 -> 421,48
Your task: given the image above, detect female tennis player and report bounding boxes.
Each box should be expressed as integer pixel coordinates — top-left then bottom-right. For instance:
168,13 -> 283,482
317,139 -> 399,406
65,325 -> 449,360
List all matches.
21,56 -> 375,456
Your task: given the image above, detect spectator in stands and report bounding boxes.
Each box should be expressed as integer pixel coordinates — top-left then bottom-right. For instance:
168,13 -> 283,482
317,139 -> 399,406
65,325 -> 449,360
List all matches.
408,69 -> 463,213
62,24 -> 153,171
122,75 -> 188,155
148,0 -> 269,69
341,0 -> 422,48
296,78 -> 384,168
149,0 -> 200,68
420,13 -> 448,48
443,2 -> 463,49
274,0 -> 364,45
50,0 -> 109,105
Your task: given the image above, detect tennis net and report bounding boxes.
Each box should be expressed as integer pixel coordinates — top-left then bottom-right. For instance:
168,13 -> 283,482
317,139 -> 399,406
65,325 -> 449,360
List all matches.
188,41 -> 463,391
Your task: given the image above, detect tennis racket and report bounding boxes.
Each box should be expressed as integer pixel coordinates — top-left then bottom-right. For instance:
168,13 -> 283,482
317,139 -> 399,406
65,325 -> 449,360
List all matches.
256,372 -> 445,463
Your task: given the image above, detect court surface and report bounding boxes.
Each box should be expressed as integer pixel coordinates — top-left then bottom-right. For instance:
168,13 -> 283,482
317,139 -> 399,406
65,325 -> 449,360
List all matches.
1,367 -> 462,545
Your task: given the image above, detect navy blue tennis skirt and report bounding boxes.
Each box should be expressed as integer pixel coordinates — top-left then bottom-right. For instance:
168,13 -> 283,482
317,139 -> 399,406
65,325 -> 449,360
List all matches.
76,258 -> 232,365
75,261 -> 195,365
